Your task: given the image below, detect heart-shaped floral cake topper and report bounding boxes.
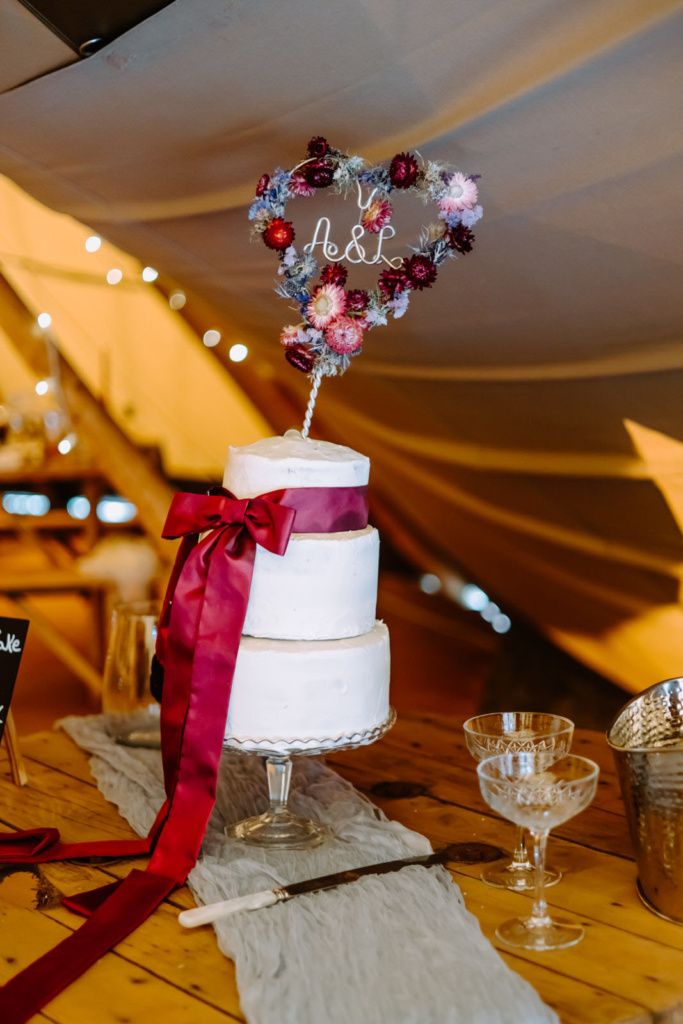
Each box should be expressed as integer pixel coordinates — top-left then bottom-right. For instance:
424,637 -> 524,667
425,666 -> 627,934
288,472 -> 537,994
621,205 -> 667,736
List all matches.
249,136 -> 482,434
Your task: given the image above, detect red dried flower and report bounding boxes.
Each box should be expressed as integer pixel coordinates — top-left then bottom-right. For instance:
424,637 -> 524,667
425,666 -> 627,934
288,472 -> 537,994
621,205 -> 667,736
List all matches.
447,224 -> 475,254
262,218 -> 295,251
403,254 -> 437,290
346,289 -> 369,312
255,174 -> 270,197
285,345 -> 316,373
378,266 -> 409,299
320,263 -> 348,286
307,136 -> 329,158
389,152 -> 419,189
304,160 -> 335,188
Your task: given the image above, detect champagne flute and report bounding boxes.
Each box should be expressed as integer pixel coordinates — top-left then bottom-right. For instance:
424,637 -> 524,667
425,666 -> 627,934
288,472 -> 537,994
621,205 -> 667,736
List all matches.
463,712 -> 574,889
478,752 -> 599,949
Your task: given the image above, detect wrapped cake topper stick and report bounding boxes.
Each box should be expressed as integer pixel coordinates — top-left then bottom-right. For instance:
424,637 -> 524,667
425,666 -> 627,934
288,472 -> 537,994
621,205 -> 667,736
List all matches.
249,136 -> 482,433
301,365 -> 323,439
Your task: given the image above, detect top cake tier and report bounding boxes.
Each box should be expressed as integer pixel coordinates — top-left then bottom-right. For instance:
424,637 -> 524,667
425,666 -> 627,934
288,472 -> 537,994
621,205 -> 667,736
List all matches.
223,430 -> 369,499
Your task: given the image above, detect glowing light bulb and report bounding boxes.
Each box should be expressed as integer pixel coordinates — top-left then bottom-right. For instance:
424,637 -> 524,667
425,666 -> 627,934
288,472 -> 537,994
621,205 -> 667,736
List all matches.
142,267 -> 158,282
96,497 -> 137,524
203,330 -> 221,347
229,343 -> 248,362
35,380 -> 49,396
459,584 -> 489,612
85,236 -> 101,252
480,601 -> 500,623
37,313 -> 52,329
106,269 -> 123,285
58,437 -> 72,454
169,291 -> 186,310
419,573 -> 441,595
492,614 -> 512,634
67,496 -> 91,520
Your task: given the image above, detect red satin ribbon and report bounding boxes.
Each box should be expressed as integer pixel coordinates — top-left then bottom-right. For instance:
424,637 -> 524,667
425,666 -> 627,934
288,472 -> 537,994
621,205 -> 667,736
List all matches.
0,484 -> 368,1023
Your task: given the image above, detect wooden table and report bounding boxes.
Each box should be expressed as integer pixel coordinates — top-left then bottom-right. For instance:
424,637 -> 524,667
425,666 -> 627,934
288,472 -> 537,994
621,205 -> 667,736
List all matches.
1,713 -> 682,1024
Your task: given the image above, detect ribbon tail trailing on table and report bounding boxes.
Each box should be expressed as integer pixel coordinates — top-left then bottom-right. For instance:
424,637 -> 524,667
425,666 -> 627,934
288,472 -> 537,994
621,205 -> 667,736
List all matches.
0,484 -> 368,1024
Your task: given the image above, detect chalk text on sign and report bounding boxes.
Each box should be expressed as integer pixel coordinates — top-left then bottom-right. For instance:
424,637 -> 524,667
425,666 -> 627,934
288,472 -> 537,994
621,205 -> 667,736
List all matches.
0,631 -> 22,654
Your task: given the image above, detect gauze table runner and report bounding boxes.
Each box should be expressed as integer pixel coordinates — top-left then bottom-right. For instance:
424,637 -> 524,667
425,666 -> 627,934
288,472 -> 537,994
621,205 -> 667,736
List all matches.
60,715 -> 558,1024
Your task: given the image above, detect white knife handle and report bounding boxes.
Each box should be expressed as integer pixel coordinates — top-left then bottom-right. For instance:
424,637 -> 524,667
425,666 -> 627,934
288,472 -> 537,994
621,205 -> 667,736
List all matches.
178,888 -> 284,928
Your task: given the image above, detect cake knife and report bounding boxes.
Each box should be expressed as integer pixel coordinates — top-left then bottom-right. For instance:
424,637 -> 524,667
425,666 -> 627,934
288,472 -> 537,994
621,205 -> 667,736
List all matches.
178,843 -> 500,928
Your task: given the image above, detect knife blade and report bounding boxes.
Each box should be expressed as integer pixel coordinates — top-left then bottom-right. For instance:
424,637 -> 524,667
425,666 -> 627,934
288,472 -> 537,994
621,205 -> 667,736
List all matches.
178,843 -> 501,928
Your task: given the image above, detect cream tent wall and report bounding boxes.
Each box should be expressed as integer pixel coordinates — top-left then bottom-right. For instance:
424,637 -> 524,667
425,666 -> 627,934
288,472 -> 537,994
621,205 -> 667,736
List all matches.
1,0 -> 683,693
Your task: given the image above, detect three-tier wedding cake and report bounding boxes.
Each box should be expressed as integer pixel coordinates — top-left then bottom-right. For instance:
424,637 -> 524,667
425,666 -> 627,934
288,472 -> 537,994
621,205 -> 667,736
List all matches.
223,430 -> 390,751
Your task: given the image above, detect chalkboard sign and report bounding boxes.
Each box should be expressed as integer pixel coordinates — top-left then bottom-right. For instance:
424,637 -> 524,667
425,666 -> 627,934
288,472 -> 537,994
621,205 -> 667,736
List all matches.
0,616 -> 29,744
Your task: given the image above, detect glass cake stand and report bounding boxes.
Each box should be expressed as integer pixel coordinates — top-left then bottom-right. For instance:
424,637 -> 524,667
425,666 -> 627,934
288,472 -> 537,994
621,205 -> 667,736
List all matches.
223,708 -> 396,850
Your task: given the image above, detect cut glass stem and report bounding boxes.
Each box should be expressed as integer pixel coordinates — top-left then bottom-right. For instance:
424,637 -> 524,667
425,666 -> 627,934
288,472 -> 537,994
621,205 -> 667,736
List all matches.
495,829 -> 584,950
225,754 -> 331,850
480,824 -> 561,890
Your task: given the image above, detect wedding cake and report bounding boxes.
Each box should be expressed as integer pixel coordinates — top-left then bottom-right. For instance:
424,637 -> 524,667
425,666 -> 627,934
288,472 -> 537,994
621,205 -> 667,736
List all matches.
223,430 -> 390,751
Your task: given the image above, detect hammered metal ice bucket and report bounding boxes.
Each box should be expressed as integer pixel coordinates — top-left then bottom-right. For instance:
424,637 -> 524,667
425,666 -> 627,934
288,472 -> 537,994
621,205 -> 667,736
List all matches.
607,677 -> 683,923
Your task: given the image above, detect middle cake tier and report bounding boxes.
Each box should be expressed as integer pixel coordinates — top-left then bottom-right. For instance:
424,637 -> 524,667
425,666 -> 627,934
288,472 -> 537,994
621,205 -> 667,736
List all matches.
243,525 -> 379,640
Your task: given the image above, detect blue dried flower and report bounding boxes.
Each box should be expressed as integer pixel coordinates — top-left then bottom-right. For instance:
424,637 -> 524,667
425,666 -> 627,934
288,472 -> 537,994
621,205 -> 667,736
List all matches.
248,200 -> 271,221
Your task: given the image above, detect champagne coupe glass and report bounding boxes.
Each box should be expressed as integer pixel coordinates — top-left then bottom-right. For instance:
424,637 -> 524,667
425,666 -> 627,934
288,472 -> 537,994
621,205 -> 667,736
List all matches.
463,713 -> 574,890
102,601 -> 161,748
478,752 -> 599,949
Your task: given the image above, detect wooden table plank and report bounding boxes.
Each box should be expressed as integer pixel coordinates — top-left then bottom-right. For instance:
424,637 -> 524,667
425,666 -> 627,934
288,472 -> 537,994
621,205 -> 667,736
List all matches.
0,752 -> 245,1022
1,716 -> 682,1024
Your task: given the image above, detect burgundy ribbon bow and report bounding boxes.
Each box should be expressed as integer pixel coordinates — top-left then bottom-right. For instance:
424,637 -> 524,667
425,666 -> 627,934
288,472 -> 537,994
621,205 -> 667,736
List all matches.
0,483 -> 368,1023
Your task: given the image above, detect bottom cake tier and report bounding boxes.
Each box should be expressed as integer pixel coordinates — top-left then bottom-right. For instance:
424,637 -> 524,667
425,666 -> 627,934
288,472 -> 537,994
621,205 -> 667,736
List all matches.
224,621 -> 390,753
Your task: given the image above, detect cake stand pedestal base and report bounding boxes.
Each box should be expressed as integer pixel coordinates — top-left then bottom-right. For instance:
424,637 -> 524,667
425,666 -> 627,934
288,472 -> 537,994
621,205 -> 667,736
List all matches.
224,710 -> 396,850
225,754 -> 331,850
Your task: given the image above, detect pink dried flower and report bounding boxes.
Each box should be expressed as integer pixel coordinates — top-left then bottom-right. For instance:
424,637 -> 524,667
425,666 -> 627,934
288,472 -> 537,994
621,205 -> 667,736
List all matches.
289,172 -> 316,197
325,316 -> 364,354
438,172 -> 479,214
361,198 -> 393,234
255,174 -> 270,197
280,325 -> 300,347
307,283 -> 347,329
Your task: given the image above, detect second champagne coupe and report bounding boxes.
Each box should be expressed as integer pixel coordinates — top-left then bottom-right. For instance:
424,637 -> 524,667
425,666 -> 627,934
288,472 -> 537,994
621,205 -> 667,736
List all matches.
478,752 -> 599,949
463,712 -> 574,890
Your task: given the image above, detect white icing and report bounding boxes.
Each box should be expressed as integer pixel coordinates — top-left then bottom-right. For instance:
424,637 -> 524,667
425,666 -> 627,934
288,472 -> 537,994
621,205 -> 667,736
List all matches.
224,431 -> 369,498
243,527 -> 379,640
225,621 -> 390,752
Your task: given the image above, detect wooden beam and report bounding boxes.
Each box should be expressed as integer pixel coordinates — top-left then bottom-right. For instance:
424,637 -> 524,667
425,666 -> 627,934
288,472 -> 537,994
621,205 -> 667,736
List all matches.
0,272 -> 175,561
6,593 -> 103,701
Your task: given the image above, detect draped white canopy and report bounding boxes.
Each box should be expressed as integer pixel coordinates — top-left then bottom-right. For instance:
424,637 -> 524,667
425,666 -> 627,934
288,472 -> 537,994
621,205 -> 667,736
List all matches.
1,0 -> 682,691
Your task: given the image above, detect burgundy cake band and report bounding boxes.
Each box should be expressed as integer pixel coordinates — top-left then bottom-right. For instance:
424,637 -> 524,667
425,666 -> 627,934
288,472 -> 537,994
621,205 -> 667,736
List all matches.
0,483 -> 369,1024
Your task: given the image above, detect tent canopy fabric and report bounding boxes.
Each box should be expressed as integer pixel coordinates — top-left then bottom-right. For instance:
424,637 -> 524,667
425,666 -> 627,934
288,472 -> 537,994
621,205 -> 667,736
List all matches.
1,0 -> 683,692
